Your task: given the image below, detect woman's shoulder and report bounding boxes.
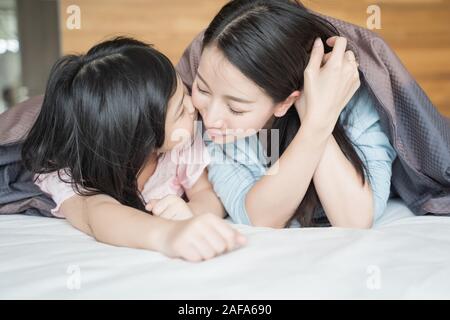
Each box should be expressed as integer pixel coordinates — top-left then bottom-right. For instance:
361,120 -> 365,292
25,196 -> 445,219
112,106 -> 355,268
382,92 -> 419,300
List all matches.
339,82 -> 383,141
339,82 -> 397,163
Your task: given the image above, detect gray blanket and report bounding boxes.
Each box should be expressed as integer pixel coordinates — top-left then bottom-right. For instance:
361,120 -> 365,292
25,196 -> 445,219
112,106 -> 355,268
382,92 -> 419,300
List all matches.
177,12 -> 450,215
0,143 -> 55,217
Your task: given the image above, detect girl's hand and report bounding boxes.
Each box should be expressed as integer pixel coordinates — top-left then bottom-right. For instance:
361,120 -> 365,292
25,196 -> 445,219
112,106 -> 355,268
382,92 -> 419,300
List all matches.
160,213 -> 247,262
146,195 -> 194,221
296,36 -> 360,134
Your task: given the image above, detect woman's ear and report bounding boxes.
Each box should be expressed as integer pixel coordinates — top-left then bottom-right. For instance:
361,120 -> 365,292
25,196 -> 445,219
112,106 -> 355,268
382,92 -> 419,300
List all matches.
273,90 -> 301,117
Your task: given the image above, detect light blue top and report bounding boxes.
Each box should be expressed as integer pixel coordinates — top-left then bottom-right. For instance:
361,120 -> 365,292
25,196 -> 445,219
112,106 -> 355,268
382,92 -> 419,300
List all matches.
206,84 -> 397,227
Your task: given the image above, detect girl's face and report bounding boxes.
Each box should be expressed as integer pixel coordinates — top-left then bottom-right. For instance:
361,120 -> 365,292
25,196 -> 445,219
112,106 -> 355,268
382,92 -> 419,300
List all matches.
192,45 -> 285,144
159,74 -> 197,152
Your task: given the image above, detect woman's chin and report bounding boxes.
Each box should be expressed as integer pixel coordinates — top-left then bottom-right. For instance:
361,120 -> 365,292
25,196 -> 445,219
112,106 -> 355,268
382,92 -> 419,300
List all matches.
209,133 -> 252,145
206,133 -> 226,144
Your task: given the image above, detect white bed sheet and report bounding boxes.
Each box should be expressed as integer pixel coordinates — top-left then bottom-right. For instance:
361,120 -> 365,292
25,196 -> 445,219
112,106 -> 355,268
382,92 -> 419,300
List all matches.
1,198 -> 449,299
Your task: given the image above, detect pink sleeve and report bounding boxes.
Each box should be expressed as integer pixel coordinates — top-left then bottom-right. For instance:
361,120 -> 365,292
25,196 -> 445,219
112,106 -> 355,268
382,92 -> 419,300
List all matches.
176,125 -> 211,190
34,170 -> 77,218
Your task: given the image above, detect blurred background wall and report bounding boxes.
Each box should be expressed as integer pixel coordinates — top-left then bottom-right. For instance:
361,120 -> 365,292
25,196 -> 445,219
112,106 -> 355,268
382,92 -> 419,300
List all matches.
0,0 -> 21,112
0,0 -> 449,116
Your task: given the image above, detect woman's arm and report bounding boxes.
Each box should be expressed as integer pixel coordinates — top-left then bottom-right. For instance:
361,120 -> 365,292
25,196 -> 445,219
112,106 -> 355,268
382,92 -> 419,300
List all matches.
311,69 -> 398,228
313,87 -> 397,228
312,136 -> 373,228
246,125 -> 331,228
185,170 -> 226,218
245,37 -> 361,228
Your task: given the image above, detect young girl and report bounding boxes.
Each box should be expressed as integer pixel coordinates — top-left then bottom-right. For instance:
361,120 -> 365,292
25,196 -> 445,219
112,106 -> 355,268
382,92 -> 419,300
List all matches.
22,37 -> 246,262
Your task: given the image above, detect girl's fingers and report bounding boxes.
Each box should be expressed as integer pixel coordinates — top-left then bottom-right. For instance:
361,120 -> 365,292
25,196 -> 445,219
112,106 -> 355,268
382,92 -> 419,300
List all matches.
145,201 -> 154,211
180,219 -> 247,262
217,220 -> 247,250
209,220 -> 238,252
150,196 -> 177,215
159,211 -> 176,220
182,243 -> 203,262
201,224 -> 229,254
191,236 -> 216,261
211,218 -> 246,250
236,232 -> 247,246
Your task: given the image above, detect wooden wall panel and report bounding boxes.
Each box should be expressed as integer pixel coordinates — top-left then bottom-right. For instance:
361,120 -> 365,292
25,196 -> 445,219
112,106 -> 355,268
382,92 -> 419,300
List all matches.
59,0 -> 450,116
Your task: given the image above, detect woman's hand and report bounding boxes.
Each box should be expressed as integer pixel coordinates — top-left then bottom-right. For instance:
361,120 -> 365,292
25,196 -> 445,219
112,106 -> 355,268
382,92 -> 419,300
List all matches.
146,195 -> 194,221
159,213 -> 247,262
296,36 -> 360,135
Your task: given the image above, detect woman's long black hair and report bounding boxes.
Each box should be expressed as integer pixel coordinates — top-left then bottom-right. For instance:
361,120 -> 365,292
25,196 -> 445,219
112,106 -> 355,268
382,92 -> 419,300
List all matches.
203,0 -> 368,227
22,37 -> 177,212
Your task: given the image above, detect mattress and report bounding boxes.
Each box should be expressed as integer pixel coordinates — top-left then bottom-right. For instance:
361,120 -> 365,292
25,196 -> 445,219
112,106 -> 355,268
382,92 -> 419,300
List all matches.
1,198 -> 449,299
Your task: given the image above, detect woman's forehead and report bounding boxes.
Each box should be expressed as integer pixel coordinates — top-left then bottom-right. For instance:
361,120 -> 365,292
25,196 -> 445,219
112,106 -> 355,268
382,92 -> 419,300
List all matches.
198,46 -> 263,97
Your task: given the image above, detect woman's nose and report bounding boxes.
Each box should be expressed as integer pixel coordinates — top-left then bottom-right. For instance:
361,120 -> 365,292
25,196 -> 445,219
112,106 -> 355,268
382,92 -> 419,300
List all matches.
203,102 -> 225,129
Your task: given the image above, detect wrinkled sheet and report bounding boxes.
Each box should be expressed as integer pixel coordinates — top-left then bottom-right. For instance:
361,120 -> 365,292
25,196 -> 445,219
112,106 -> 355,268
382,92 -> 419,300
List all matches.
1,199 -> 449,299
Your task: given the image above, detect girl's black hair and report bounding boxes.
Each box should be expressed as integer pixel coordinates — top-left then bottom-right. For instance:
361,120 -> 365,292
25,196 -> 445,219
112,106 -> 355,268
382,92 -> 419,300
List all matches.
203,0 -> 368,227
22,37 -> 177,212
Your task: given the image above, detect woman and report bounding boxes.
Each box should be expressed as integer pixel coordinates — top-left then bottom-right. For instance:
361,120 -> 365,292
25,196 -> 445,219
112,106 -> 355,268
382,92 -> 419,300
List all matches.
178,0 -> 397,228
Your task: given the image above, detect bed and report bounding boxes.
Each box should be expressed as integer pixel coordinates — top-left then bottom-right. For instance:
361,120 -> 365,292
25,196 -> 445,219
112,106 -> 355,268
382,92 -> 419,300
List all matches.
1,198 -> 449,299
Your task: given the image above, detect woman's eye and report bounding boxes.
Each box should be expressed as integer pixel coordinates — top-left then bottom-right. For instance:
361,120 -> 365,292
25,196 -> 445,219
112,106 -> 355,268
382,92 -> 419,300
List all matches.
197,84 -> 209,94
228,106 -> 244,115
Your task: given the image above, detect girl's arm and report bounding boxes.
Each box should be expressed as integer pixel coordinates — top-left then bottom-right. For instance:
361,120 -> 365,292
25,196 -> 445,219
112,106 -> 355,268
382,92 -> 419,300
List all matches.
60,194 -> 172,250
58,193 -> 245,261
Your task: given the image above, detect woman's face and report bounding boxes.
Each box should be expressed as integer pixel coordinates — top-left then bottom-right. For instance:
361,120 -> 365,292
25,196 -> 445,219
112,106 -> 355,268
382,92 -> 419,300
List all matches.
159,74 -> 197,152
192,45 -> 279,144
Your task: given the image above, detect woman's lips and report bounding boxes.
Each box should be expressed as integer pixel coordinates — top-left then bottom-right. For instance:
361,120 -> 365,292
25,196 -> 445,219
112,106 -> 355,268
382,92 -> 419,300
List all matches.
206,129 -> 226,138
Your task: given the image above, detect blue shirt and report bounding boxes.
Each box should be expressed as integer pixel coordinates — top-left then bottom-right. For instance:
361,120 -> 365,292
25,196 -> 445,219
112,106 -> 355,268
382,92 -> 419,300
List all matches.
206,84 -> 397,227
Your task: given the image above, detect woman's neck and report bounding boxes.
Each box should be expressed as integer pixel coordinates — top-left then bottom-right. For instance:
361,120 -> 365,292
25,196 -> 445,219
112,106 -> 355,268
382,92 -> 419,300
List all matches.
263,115 -> 275,130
